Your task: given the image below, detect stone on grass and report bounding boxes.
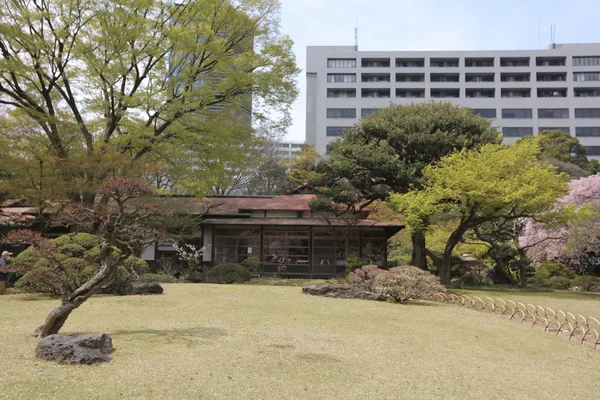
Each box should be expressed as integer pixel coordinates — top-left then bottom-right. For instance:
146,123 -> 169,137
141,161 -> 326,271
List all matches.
36,333 -> 113,365
302,284 -> 386,301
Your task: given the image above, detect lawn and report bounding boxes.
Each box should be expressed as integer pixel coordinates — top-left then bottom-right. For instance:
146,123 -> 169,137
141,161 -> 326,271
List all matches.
0,284 -> 598,400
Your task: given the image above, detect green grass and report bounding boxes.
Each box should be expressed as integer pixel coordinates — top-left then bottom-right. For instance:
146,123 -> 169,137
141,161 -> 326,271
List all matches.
453,288 -> 600,318
0,284 -> 598,400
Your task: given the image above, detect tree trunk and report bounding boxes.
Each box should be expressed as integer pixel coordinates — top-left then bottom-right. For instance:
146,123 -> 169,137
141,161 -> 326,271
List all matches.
492,263 -> 520,286
33,244 -> 118,338
439,225 -> 469,285
33,301 -> 76,338
410,231 -> 428,270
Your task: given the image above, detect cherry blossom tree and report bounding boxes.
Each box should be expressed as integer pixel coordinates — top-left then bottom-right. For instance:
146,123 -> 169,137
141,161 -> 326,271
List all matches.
520,174 -> 600,275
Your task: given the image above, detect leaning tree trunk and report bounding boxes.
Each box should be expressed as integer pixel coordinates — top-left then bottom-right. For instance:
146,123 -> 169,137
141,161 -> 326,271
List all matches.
439,225 -> 469,286
411,231 -> 428,270
33,245 -> 118,338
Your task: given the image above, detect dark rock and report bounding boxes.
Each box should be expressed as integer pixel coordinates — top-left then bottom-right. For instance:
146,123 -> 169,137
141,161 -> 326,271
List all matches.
36,333 -> 113,365
302,284 -> 386,301
127,282 -> 163,295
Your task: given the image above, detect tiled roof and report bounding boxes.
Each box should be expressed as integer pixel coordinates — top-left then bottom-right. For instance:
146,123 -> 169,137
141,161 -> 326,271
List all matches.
201,217 -> 402,229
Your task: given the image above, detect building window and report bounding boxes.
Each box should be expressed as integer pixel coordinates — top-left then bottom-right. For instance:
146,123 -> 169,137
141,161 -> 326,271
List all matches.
327,74 -> 356,83
396,58 -> 425,67
361,73 -> 390,82
573,56 -> 600,66
327,59 -> 356,68
472,109 -> 497,118
214,228 -> 261,265
327,89 -> 356,98
539,127 -> 570,134
536,57 -> 566,66
501,73 -> 530,82
430,89 -> 459,98
501,89 -> 531,98
575,88 -> 600,97
326,126 -> 350,137
465,73 -> 494,82
430,58 -> 459,68
325,145 -> 332,155
538,89 -> 567,98
538,108 -> 569,118
466,89 -> 495,98
574,72 -> 600,82
327,108 -> 356,118
500,58 -> 529,67
361,58 -> 390,68
396,89 -> 425,98
465,58 -> 494,67
312,229 -> 360,275
501,109 -> 532,119
576,127 -> 600,137
575,108 -> 600,118
263,229 -> 310,273
361,89 -> 390,98
502,127 -> 533,137
585,146 -> 600,156
361,108 -> 380,117
396,73 -> 424,82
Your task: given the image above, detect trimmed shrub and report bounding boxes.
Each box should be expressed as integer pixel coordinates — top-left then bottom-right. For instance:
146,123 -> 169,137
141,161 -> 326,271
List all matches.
241,257 -> 262,273
374,266 -> 446,303
348,265 -> 446,303
347,265 -> 384,292
526,275 -> 548,288
536,261 -> 575,280
571,275 -> 600,292
207,263 -> 251,284
137,273 -> 181,284
547,276 -> 572,290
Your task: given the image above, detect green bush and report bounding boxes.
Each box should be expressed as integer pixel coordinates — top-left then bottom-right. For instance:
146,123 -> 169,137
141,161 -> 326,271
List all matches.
345,257 -> 366,276
536,261 -> 575,280
571,275 -> 600,292
207,263 -> 251,284
547,276 -> 572,290
241,257 -> 262,273
13,233 -> 148,295
526,275 -> 548,288
137,273 -> 181,283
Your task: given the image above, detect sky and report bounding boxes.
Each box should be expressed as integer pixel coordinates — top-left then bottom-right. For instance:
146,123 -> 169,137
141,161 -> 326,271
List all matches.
278,0 -> 600,142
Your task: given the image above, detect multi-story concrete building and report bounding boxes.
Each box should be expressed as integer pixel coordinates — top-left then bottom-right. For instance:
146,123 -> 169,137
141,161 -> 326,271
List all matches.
277,141 -> 306,159
306,43 -> 600,158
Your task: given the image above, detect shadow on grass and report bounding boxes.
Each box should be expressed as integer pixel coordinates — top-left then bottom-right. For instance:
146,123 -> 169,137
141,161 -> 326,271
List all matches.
110,326 -> 228,347
8,292 -> 58,301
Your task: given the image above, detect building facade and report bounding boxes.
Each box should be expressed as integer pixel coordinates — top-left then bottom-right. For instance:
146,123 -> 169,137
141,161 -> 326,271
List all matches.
277,141 -> 306,159
306,43 -> 600,158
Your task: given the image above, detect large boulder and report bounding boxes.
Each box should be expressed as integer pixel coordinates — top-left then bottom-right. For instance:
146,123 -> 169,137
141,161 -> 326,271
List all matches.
302,284 -> 386,301
36,333 -> 113,365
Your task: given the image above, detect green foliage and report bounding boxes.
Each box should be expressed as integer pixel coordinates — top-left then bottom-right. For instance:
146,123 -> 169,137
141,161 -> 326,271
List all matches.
345,257 -> 366,276
241,257 -> 262,273
207,264 -> 251,284
571,275 -> 600,291
0,0 -> 299,202
137,274 -> 182,284
390,140 -> 568,284
315,102 -> 501,208
535,261 -> 576,280
287,146 -> 323,187
12,233 -> 148,295
546,276 -> 572,290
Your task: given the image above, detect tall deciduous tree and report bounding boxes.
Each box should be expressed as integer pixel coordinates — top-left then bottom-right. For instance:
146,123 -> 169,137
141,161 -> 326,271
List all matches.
287,145 -> 321,187
0,0 -> 299,202
313,102 -> 501,269
390,141 -> 568,285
